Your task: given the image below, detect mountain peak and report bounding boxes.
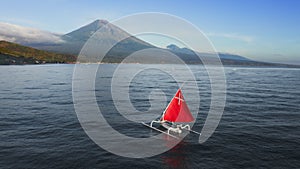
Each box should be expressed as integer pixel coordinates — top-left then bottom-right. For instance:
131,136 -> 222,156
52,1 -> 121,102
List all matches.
64,19 -> 110,40
93,19 -> 109,24
88,19 -> 109,28
166,44 -> 180,50
166,44 -> 195,55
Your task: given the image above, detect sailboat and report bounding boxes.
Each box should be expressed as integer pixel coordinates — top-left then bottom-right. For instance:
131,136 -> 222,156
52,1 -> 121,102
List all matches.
142,88 -> 200,138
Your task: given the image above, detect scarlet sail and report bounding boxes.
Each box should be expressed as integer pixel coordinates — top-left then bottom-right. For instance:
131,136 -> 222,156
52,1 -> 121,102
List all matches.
162,89 -> 194,122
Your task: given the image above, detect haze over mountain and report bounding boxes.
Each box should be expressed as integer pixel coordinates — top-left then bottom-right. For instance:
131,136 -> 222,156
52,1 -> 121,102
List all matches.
0,22 -> 63,45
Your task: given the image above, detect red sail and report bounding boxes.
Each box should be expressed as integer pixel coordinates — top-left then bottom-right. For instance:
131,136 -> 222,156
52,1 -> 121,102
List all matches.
162,89 -> 194,122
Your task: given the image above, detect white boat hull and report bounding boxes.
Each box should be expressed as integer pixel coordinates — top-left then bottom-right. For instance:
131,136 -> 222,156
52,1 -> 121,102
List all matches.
162,122 -> 183,134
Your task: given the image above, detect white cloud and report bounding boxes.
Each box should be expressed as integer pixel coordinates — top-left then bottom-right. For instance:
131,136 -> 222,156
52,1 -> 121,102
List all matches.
207,32 -> 254,43
0,22 -> 64,44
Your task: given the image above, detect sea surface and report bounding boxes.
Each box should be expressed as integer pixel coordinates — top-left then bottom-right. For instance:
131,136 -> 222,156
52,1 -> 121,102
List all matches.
0,64 -> 299,169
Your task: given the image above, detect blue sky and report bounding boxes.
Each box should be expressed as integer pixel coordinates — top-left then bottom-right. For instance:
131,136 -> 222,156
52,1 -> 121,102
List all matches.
1,0 -> 299,64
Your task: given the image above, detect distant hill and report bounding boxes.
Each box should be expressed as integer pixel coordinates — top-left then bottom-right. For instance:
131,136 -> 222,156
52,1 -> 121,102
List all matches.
166,44 -> 251,61
0,41 -> 76,65
165,44 -> 299,67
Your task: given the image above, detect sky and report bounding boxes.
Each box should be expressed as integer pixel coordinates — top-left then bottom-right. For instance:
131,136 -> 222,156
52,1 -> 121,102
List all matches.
1,0 -> 299,64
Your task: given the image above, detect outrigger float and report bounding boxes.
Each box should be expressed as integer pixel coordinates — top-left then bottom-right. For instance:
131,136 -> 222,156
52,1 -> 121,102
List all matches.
142,88 -> 200,139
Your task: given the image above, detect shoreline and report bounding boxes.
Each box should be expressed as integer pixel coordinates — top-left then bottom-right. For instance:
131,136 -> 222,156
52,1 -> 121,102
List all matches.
1,62 -> 300,68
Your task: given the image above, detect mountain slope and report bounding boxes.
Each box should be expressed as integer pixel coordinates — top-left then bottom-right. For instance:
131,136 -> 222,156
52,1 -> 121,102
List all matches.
0,41 -> 76,64
0,20 -> 154,56
33,19 -> 154,56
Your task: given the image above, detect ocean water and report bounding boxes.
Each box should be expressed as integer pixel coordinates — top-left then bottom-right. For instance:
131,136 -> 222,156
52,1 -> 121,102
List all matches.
0,64 -> 299,169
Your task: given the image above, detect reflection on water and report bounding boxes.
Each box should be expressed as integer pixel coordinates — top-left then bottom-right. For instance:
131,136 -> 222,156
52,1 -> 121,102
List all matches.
162,137 -> 188,169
